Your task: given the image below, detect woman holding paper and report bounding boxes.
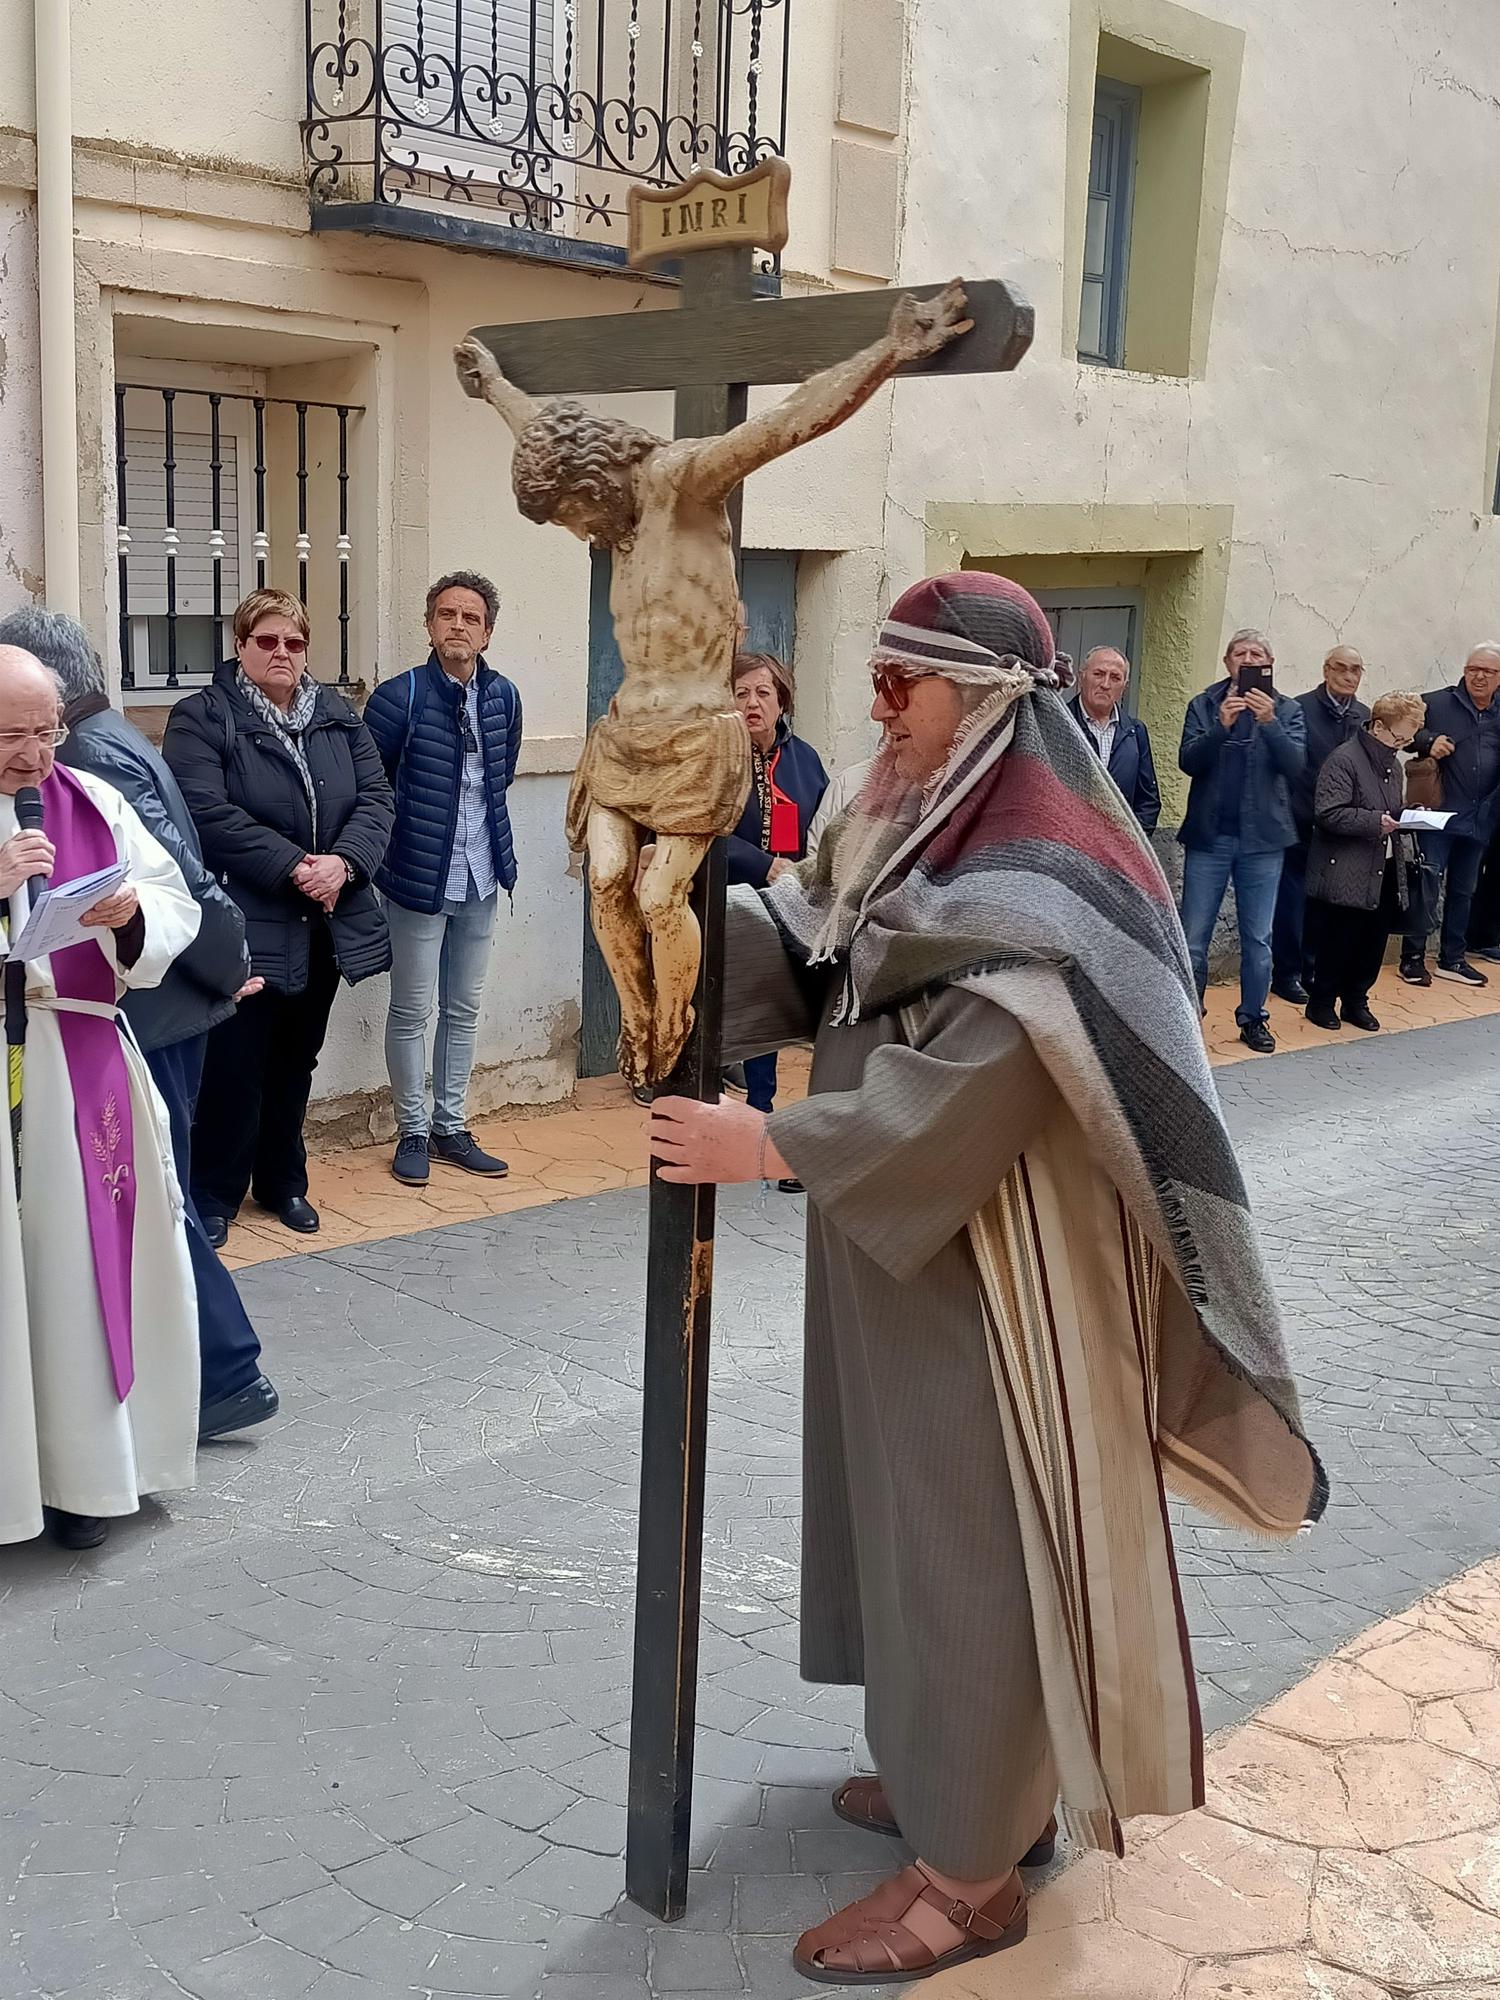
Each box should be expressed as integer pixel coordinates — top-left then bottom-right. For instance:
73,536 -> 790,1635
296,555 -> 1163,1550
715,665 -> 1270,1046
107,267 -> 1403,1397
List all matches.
1303,691 -> 1427,1032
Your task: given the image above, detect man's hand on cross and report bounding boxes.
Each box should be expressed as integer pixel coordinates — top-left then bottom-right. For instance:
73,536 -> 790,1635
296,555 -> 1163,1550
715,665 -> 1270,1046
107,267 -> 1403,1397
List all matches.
888,280 -> 974,367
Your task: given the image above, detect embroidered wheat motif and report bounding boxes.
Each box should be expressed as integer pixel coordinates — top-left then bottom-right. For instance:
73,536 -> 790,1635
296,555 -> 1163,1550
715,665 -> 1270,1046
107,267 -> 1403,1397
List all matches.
91,1093 -> 131,1203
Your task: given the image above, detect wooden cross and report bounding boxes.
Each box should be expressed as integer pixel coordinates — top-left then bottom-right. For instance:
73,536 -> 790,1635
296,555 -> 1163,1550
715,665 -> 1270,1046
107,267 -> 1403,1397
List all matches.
468,162 -> 1034,1922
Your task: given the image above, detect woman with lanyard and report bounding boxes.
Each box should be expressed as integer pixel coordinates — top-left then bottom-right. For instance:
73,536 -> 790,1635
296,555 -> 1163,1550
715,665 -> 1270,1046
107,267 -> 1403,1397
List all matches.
726,653 -> 829,1168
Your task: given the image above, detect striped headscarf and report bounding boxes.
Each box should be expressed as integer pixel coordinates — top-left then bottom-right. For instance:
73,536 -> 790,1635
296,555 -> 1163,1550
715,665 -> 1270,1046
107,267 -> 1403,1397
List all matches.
871,571 -> 1073,691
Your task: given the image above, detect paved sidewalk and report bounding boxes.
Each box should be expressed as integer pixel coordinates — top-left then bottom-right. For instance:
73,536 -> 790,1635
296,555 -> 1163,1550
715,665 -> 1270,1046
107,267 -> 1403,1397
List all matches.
0,1015 -> 1496,1997
955,1555 -> 1500,1999
221,966 -> 1500,1272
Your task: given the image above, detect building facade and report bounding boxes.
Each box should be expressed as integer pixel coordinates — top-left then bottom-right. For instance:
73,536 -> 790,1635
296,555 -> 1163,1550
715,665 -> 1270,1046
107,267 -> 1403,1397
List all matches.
1,0 -> 1498,1129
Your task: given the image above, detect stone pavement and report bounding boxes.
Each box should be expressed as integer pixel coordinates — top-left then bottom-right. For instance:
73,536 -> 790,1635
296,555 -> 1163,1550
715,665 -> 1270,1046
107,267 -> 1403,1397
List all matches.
0,1014 -> 1497,1999
220,964 -> 1500,1273
953,1555 -> 1500,2000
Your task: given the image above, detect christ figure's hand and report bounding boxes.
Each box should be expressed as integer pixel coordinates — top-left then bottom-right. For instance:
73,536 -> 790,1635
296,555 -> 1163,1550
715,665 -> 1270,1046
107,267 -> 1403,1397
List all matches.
889,281 -> 974,366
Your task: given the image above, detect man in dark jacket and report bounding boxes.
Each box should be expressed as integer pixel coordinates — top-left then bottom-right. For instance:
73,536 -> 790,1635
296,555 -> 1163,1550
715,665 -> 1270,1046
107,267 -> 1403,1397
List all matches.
1399,645 -> 1500,988
363,571 -> 522,1187
1177,628 -> 1307,1054
1063,646 -> 1161,833
1270,646 -> 1369,1003
0,607 -> 277,1442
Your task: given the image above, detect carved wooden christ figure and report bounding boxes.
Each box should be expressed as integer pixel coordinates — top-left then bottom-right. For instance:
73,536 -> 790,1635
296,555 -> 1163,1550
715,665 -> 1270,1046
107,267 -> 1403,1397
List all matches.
454,280 -> 972,1086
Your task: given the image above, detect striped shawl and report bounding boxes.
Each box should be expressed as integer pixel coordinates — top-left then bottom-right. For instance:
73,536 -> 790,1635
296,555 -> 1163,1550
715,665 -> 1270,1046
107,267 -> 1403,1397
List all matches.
768,682 -> 1327,1849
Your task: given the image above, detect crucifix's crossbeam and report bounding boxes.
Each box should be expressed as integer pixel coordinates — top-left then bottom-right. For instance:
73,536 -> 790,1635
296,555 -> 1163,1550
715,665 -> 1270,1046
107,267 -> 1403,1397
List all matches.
471,277 -> 1034,398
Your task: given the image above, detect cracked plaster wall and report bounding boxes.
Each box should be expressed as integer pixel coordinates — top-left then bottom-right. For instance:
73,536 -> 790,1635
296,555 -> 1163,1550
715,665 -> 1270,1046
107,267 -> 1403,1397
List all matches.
807,0 -> 1500,770
0,193 -> 42,612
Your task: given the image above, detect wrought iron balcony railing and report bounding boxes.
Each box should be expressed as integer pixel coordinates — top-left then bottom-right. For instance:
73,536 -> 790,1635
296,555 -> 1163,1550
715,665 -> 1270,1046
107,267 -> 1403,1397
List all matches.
304,0 -> 791,249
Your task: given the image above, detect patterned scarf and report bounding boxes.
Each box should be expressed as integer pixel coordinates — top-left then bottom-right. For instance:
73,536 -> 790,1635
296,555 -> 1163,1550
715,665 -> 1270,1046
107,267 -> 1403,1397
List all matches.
237,668 -> 320,843
769,576 -> 1326,1844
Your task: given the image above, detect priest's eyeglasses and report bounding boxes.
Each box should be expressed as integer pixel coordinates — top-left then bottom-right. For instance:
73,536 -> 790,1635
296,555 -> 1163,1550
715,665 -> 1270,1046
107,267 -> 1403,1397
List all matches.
0,724 -> 68,749
870,668 -> 914,712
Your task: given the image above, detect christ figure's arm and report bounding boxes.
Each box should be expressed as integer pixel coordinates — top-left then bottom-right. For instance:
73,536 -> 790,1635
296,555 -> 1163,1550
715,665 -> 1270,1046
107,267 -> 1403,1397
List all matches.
454,334 -> 544,439
681,280 -> 973,506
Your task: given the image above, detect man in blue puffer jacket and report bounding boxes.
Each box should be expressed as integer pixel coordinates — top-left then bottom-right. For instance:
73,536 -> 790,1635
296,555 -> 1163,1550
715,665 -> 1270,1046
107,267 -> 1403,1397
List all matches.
363,571 -> 522,1186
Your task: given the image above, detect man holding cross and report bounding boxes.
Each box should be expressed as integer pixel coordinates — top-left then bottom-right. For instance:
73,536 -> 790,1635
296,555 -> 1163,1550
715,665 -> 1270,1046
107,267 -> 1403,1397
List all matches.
653,573 -> 1325,1982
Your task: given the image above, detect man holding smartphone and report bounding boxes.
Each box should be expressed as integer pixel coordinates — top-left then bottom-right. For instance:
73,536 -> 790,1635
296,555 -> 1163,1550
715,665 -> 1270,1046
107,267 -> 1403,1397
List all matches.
1177,629 -> 1308,1053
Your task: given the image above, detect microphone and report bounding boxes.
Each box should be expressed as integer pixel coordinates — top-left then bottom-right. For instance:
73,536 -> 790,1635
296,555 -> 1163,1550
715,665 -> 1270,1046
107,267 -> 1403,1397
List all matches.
14,786 -> 48,915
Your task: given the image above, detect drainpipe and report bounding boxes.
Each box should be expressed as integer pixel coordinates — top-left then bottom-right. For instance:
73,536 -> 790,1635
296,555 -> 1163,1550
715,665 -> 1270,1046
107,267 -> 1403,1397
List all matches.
33,0 -> 81,616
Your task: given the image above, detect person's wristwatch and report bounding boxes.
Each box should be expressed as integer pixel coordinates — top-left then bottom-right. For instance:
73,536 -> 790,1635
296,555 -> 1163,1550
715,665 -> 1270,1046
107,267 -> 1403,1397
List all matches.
340,856 -> 356,886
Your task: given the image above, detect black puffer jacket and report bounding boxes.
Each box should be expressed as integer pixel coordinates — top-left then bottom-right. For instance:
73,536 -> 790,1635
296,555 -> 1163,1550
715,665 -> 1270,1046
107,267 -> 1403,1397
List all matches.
163,663 -> 395,993
58,694 -> 250,1052
1307,729 -> 1408,913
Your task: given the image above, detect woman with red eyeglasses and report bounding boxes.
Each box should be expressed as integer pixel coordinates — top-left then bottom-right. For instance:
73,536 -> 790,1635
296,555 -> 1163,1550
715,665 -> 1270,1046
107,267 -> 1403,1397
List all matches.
164,590 -> 393,1246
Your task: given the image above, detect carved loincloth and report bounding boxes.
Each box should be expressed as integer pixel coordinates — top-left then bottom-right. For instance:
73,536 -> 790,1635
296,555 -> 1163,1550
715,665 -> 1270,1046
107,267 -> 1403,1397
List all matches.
566,702 -> 752,847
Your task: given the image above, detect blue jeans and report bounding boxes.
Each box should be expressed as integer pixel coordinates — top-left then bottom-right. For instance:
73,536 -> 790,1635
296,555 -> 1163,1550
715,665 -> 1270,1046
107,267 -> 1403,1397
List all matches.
1402,830 -> 1486,966
744,1052 -> 779,1114
1180,837 -> 1285,1026
384,892 -> 498,1136
146,1035 -> 263,1403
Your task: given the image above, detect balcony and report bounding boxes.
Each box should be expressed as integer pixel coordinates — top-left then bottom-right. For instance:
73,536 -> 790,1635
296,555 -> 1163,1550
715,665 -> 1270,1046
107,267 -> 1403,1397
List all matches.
303,0 -> 792,273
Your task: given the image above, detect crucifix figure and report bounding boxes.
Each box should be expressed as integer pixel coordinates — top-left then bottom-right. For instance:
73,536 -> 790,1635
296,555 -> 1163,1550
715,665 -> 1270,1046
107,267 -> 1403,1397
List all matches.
454,161 -> 1033,1921
456,286 -> 971,1086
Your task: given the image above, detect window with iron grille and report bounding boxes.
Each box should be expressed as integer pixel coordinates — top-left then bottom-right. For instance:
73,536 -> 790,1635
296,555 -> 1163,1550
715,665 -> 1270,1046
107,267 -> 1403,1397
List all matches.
114,384 -> 363,697
1079,79 -> 1140,369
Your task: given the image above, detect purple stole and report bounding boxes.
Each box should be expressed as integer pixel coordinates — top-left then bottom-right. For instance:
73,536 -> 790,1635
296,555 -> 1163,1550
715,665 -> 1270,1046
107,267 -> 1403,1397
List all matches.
33,769 -> 138,1400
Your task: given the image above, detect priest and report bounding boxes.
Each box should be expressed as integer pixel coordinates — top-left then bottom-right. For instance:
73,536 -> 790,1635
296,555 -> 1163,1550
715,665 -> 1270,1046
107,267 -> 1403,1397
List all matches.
0,645 -> 202,1551
650,573 -> 1325,1986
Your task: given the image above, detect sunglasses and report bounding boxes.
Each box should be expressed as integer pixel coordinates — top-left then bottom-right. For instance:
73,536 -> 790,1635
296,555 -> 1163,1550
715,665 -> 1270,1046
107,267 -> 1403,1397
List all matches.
871,668 -> 914,712
248,632 -> 308,657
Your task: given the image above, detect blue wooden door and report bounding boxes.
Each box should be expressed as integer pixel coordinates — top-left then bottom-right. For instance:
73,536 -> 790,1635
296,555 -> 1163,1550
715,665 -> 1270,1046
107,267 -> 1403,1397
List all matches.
577,550 -> 798,1079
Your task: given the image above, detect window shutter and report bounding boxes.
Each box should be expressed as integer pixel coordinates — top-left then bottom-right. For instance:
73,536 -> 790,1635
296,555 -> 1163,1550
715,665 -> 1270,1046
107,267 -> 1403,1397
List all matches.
123,427 -> 241,617
382,0 -> 558,175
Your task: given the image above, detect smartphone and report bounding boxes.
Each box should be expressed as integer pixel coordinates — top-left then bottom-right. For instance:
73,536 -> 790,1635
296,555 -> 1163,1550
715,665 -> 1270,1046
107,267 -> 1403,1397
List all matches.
1237,663 -> 1274,703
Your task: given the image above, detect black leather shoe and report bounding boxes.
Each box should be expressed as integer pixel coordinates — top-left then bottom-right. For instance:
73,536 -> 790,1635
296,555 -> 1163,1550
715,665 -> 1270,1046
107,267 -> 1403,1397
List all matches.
1272,978 -> 1309,1005
198,1374 -> 280,1443
43,1507 -> 108,1550
201,1213 -> 230,1250
392,1133 -> 430,1186
1304,1001 -> 1342,1031
274,1196 -> 320,1234
1238,1020 -> 1276,1055
429,1131 -> 509,1177
1342,1003 -> 1381,1032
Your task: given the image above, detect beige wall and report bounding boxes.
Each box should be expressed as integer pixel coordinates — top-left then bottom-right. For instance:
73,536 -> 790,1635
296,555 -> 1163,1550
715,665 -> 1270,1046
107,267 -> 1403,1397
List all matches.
4,0 -> 1500,1108
820,0 -> 1500,779
0,188 -> 42,609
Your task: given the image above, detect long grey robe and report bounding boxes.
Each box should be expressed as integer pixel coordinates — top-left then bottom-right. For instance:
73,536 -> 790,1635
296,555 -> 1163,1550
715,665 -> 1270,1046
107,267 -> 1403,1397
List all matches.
726,889 -> 1060,1879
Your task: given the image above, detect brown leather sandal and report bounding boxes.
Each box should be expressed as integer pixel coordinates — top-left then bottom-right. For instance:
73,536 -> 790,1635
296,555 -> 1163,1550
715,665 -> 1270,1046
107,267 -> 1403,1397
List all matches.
832,1776 -> 1058,1867
792,1862 -> 1027,1985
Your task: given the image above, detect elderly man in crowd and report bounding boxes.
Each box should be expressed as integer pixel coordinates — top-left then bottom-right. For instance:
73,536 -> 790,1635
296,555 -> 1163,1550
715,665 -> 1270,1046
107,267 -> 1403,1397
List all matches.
1063,645 -> 1161,832
0,608 -> 279,1444
1177,628 -> 1307,1054
0,645 -> 201,1550
1399,643 -> 1500,988
1271,645 -> 1369,1003
650,573 -> 1323,1985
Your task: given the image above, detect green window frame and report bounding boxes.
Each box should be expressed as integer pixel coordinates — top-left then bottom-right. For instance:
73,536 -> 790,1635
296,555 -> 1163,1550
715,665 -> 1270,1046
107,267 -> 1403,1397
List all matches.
1080,79 -> 1141,369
